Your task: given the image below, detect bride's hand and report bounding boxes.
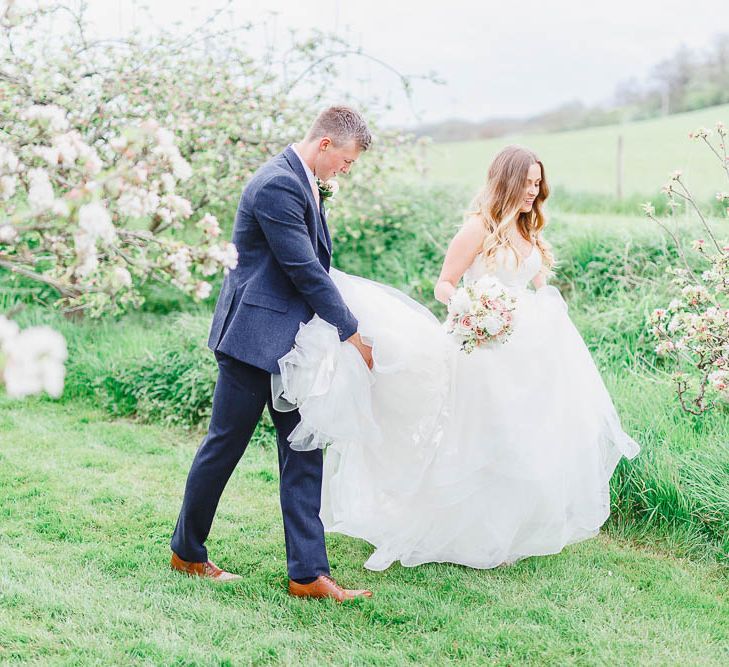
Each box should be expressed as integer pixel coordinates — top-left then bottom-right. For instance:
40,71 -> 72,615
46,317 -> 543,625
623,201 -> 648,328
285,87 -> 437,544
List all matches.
347,332 -> 374,370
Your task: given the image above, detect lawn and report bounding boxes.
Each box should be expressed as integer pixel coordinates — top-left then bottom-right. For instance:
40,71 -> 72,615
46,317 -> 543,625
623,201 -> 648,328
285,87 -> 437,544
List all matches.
1,398 -> 727,665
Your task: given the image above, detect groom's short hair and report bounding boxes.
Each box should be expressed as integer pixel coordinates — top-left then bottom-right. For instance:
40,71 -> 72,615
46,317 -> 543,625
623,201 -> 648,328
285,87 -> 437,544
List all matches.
306,106 -> 372,151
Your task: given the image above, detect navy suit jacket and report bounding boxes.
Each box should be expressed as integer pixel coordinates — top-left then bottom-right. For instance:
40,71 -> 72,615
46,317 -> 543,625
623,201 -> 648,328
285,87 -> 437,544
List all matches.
207,145 -> 358,373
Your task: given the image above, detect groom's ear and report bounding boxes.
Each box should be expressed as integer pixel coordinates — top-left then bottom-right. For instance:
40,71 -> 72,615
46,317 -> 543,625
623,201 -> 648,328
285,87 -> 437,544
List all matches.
319,137 -> 332,152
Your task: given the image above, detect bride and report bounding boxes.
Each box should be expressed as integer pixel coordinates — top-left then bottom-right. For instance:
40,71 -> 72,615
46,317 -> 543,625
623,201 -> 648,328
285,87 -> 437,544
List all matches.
272,145 -> 640,571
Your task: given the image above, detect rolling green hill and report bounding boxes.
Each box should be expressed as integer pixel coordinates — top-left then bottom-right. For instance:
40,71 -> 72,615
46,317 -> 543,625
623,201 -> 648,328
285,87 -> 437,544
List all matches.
424,104 -> 729,201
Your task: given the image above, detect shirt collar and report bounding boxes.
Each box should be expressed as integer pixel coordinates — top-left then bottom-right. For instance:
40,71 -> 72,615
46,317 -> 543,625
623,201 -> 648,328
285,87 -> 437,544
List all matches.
291,143 -> 318,192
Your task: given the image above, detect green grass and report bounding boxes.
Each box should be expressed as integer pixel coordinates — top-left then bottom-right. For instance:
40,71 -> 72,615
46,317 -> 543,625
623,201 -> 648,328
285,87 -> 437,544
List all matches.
6,211 -> 728,565
2,180 -> 728,662
1,398 -> 727,665
423,103 -> 729,202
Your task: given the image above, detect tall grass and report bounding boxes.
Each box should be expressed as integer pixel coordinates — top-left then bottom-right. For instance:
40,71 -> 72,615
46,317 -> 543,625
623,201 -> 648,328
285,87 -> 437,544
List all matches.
4,189 -> 727,562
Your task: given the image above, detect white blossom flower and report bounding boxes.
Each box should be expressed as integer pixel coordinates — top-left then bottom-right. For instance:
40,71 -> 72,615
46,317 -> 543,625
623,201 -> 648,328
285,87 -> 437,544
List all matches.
667,316 -> 682,334
194,281 -> 212,299
28,168 -> 55,213
132,165 -> 148,183
222,242 -> 238,271
83,151 -> 103,176
73,230 -> 99,278
0,223 -> 18,243
0,174 -> 16,200
164,194 -> 193,219
197,213 -> 221,238
2,325 -> 68,398
119,189 -> 160,219
168,247 -> 192,281
22,104 -> 70,133
52,199 -> 70,218
709,370 -> 728,392
0,315 -> 20,344
111,266 -> 132,289
33,145 -> 61,167
55,133 -> 80,166
655,341 -> 676,355
0,145 -> 19,174
78,202 -> 115,243
160,173 -> 175,193
170,154 -> 192,181
156,207 -> 173,225
155,127 -> 176,147
109,135 -> 128,152
681,284 -> 710,304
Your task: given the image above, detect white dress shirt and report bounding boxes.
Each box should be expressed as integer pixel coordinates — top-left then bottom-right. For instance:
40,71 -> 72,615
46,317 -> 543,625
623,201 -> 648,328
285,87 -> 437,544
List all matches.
291,143 -> 320,207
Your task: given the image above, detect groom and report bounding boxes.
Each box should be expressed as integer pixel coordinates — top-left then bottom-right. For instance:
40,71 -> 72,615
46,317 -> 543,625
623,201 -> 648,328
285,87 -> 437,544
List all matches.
170,106 -> 374,601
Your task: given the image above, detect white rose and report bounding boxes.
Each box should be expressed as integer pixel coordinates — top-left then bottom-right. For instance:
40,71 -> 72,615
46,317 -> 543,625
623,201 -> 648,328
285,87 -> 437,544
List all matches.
482,315 -> 504,336
448,289 -> 471,316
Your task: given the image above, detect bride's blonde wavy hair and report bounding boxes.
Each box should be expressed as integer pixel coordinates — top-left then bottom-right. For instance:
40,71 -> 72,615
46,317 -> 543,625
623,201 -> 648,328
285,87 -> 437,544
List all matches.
467,145 -> 554,275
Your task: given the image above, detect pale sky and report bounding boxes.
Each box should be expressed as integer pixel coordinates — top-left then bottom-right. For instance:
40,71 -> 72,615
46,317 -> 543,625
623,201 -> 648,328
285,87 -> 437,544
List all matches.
85,0 -> 729,127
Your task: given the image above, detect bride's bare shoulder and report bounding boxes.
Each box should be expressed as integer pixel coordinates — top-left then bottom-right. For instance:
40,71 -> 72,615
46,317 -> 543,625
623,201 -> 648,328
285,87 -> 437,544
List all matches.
462,213 -> 485,234
454,214 -> 486,247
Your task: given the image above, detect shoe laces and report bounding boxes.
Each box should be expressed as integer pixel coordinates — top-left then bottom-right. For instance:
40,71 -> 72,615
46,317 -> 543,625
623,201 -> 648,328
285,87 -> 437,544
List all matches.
321,575 -> 345,592
204,560 -> 221,576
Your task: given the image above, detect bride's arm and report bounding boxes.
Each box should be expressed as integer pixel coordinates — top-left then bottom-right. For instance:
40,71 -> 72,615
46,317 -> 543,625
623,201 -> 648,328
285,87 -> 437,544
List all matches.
434,215 -> 485,305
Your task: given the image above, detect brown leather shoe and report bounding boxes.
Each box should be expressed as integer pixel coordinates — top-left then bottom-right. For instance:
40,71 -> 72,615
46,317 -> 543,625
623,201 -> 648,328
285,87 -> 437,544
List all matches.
288,575 -> 373,602
170,552 -> 242,583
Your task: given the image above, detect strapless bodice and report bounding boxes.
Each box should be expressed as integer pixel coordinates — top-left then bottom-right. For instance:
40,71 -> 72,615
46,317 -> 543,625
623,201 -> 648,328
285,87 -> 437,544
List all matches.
463,245 -> 541,290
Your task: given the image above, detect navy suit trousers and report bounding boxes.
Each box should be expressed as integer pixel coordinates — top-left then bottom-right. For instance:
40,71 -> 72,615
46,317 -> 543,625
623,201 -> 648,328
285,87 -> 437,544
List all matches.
170,351 -> 330,581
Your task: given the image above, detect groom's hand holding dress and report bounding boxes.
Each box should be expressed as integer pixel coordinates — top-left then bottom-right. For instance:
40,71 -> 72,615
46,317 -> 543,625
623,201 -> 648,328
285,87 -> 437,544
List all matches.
347,332 -> 373,369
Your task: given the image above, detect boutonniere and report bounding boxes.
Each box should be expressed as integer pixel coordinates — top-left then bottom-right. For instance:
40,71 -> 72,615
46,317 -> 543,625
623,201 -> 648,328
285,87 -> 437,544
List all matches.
316,178 -> 339,201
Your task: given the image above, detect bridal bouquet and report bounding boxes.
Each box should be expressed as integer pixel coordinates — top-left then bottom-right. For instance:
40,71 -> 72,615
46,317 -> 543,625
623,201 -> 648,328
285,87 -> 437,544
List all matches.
445,277 -> 516,353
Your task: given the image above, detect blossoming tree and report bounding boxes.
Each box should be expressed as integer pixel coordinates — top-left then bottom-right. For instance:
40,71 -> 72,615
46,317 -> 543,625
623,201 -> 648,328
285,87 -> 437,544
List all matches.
0,0 -> 428,398
644,122 -> 729,414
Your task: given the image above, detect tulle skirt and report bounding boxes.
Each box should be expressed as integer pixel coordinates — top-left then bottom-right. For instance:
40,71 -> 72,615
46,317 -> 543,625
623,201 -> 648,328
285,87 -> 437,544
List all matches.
274,269 -> 639,570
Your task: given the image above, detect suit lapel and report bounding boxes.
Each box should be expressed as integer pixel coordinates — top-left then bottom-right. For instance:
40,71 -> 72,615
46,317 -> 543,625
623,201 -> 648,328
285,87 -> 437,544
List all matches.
282,146 -> 331,257
320,201 -> 333,254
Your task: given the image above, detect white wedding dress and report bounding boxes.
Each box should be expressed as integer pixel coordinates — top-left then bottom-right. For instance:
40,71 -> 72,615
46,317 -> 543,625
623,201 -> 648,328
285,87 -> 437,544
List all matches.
273,246 -> 640,570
